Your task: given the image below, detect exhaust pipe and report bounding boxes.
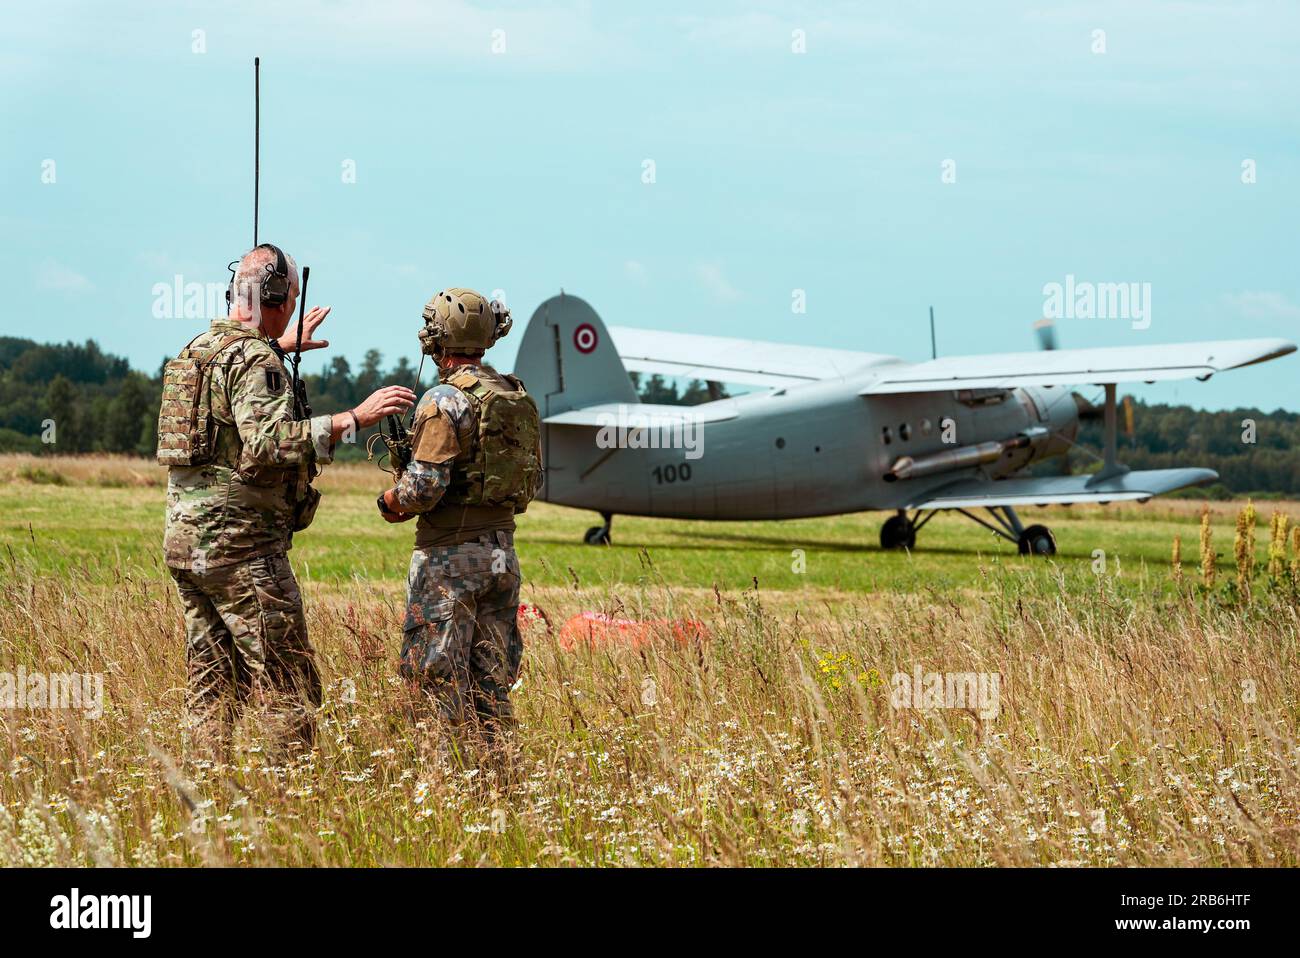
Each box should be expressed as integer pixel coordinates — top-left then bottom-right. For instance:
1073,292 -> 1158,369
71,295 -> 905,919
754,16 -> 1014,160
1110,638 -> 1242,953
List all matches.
884,427 -> 1047,482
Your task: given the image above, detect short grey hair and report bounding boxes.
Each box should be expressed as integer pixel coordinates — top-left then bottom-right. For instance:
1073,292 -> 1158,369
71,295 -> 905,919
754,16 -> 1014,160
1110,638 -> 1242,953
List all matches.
231,245 -> 298,311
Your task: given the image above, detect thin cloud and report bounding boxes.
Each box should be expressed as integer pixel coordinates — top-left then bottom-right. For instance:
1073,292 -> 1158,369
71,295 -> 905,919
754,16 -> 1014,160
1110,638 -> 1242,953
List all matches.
694,261 -> 741,302
1221,290 -> 1300,325
37,260 -> 94,293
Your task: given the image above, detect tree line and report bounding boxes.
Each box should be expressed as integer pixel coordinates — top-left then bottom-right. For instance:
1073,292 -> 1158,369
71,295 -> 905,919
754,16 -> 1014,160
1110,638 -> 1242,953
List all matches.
1,337 -> 1297,495
0,337 -> 421,462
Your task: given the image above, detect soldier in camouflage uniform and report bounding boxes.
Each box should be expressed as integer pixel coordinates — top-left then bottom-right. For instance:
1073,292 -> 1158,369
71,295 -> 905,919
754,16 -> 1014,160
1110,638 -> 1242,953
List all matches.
376,288 -> 542,747
159,244 -> 415,763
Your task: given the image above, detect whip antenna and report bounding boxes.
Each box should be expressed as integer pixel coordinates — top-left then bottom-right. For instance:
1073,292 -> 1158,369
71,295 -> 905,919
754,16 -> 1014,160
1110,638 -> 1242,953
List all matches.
254,56 -> 260,247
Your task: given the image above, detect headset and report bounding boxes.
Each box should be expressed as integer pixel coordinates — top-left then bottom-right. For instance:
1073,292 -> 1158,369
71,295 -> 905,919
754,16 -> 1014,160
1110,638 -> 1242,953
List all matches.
224,242 -> 291,311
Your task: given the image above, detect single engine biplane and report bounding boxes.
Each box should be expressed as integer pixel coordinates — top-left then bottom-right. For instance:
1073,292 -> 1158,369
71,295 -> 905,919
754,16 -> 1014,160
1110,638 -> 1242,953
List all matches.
513,293 -> 1294,554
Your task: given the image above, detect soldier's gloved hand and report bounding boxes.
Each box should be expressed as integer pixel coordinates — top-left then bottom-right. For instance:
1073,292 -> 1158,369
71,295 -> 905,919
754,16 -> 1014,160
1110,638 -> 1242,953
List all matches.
377,491 -> 414,523
354,386 -> 417,428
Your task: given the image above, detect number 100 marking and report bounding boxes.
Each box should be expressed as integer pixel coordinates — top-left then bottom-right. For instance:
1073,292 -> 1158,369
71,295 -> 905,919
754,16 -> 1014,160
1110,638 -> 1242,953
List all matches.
652,463 -> 692,484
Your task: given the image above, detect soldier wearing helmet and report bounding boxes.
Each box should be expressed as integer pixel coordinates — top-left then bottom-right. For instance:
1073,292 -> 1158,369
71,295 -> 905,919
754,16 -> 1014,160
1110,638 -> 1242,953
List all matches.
377,287 -> 543,755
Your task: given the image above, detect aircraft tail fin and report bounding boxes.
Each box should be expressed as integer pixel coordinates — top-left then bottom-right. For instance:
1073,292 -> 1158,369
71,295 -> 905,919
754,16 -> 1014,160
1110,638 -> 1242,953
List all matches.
513,293 -> 639,417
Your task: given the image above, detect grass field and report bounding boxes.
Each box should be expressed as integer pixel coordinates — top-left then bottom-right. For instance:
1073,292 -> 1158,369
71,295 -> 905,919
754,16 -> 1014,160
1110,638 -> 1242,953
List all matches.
1,454 -> 1297,866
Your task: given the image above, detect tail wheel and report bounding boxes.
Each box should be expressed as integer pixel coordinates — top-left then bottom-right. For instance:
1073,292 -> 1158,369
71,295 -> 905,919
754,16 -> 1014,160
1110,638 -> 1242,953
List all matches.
1018,524 -> 1057,556
584,526 -> 611,546
880,514 -> 916,551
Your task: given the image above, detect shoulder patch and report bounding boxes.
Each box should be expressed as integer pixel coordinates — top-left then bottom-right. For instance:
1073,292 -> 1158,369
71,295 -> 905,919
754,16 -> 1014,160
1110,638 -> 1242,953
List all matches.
265,368 -> 284,393
412,405 -> 461,464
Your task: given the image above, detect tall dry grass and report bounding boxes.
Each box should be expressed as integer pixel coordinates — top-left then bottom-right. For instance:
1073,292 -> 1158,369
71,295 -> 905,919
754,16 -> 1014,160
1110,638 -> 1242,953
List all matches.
0,543 -> 1296,867
0,453 -> 382,494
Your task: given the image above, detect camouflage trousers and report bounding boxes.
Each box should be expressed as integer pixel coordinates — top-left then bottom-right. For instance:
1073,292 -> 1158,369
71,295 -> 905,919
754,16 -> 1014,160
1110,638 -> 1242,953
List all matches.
169,552 -> 322,764
400,530 -> 522,739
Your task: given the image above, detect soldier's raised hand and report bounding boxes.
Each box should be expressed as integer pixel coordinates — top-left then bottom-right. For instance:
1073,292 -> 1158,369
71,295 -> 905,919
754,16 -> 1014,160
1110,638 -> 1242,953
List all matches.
352,386 -> 417,428
277,305 -> 332,354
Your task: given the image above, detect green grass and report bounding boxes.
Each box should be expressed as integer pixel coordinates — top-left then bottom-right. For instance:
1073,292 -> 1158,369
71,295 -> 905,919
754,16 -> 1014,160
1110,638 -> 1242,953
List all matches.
0,467 -> 1284,597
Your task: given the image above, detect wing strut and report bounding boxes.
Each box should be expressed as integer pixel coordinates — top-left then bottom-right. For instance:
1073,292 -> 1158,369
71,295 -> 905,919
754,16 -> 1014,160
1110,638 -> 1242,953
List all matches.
1088,383 -> 1129,486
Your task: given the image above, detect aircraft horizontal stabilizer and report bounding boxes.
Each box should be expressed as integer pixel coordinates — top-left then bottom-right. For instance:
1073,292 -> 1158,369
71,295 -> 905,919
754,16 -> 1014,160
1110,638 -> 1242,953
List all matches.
861,338 -> 1295,394
543,402 -> 739,428
904,467 -> 1217,509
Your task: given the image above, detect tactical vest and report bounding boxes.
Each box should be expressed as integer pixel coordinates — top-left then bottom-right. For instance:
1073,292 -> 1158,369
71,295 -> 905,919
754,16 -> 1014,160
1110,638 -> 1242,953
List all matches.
439,369 -> 542,513
156,329 -> 261,466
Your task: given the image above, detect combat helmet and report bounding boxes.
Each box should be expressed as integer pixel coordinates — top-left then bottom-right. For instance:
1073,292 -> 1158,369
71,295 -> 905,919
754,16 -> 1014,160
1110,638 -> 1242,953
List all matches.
419,288 -> 512,356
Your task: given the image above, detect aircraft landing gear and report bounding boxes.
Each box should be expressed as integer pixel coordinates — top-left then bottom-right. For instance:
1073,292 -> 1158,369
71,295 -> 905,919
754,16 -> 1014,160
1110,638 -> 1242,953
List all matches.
1017,523 -> 1057,556
584,512 -> 613,546
880,511 -> 917,550
953,505 -> 1057,557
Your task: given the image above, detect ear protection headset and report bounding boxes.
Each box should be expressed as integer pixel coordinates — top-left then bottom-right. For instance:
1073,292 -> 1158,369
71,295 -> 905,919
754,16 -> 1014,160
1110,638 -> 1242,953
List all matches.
488,298 -> 513,341
225,243 -> 292,311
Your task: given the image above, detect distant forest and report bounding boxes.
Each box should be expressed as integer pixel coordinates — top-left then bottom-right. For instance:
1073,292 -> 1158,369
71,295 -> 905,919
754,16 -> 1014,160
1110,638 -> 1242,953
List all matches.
0,336 -> 421,464
1,337 -> 1296,497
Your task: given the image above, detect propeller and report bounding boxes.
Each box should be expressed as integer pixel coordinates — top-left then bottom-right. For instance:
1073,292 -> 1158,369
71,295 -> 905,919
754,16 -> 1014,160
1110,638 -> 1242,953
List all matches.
1033,318 -> 1058,351
1073,392 -> 1103,421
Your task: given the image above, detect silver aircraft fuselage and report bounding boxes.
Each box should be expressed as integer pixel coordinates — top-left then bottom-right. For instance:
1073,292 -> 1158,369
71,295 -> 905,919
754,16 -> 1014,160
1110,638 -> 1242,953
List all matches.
539,373 -> 1080,520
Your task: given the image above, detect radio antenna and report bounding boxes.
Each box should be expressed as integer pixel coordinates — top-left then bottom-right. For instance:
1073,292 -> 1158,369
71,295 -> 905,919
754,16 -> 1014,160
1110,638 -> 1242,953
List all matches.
929,305 -> 937,360
290,265 -> 310,419
409,351 -> 426,427
254,56 -> 260,247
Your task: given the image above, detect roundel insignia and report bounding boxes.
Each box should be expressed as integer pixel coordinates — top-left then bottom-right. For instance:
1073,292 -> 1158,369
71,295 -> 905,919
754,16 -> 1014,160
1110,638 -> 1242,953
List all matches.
573,323 -> 598,354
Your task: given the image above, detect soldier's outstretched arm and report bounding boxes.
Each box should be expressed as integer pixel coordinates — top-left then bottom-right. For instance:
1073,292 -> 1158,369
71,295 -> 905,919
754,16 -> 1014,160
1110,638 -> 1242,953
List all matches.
229,353 -> 414,468
335,386 -> 418,442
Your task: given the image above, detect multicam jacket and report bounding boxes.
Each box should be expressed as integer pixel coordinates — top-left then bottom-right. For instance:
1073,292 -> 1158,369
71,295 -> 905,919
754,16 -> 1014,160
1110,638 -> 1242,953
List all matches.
160,319 -> 335,571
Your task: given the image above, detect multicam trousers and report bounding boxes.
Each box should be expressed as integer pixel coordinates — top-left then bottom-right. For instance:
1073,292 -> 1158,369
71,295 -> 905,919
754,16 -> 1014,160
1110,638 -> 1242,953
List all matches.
400,530 -> 523,736
169,552 -> 322,763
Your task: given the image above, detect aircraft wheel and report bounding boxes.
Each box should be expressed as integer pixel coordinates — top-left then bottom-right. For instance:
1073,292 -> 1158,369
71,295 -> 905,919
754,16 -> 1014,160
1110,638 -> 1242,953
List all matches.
1018,524 -> 1057,557
584,526 -> 611,546
880,514 -> 916,551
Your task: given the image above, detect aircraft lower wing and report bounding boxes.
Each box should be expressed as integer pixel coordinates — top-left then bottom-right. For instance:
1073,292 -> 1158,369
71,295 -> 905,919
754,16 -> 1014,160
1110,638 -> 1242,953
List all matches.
904,468 -> 1217,509
609,325 -> 897,387
860,339 -> 1295,393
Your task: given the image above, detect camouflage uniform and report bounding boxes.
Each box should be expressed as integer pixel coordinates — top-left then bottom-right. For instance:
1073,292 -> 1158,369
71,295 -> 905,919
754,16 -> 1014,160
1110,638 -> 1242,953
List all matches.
158,318 -> 334,762
391,364 -> 541,738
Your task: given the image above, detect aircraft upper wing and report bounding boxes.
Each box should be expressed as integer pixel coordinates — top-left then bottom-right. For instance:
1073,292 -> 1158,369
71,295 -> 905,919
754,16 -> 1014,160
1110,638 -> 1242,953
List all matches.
608,326 -> 897,387
543,402 -> 739,427
860,339 -> 1295,394
903,468 -> 1217,510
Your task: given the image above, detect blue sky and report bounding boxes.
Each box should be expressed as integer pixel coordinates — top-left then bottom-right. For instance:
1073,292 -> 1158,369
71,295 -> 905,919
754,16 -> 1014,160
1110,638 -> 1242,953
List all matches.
3,0 -> 1298,410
